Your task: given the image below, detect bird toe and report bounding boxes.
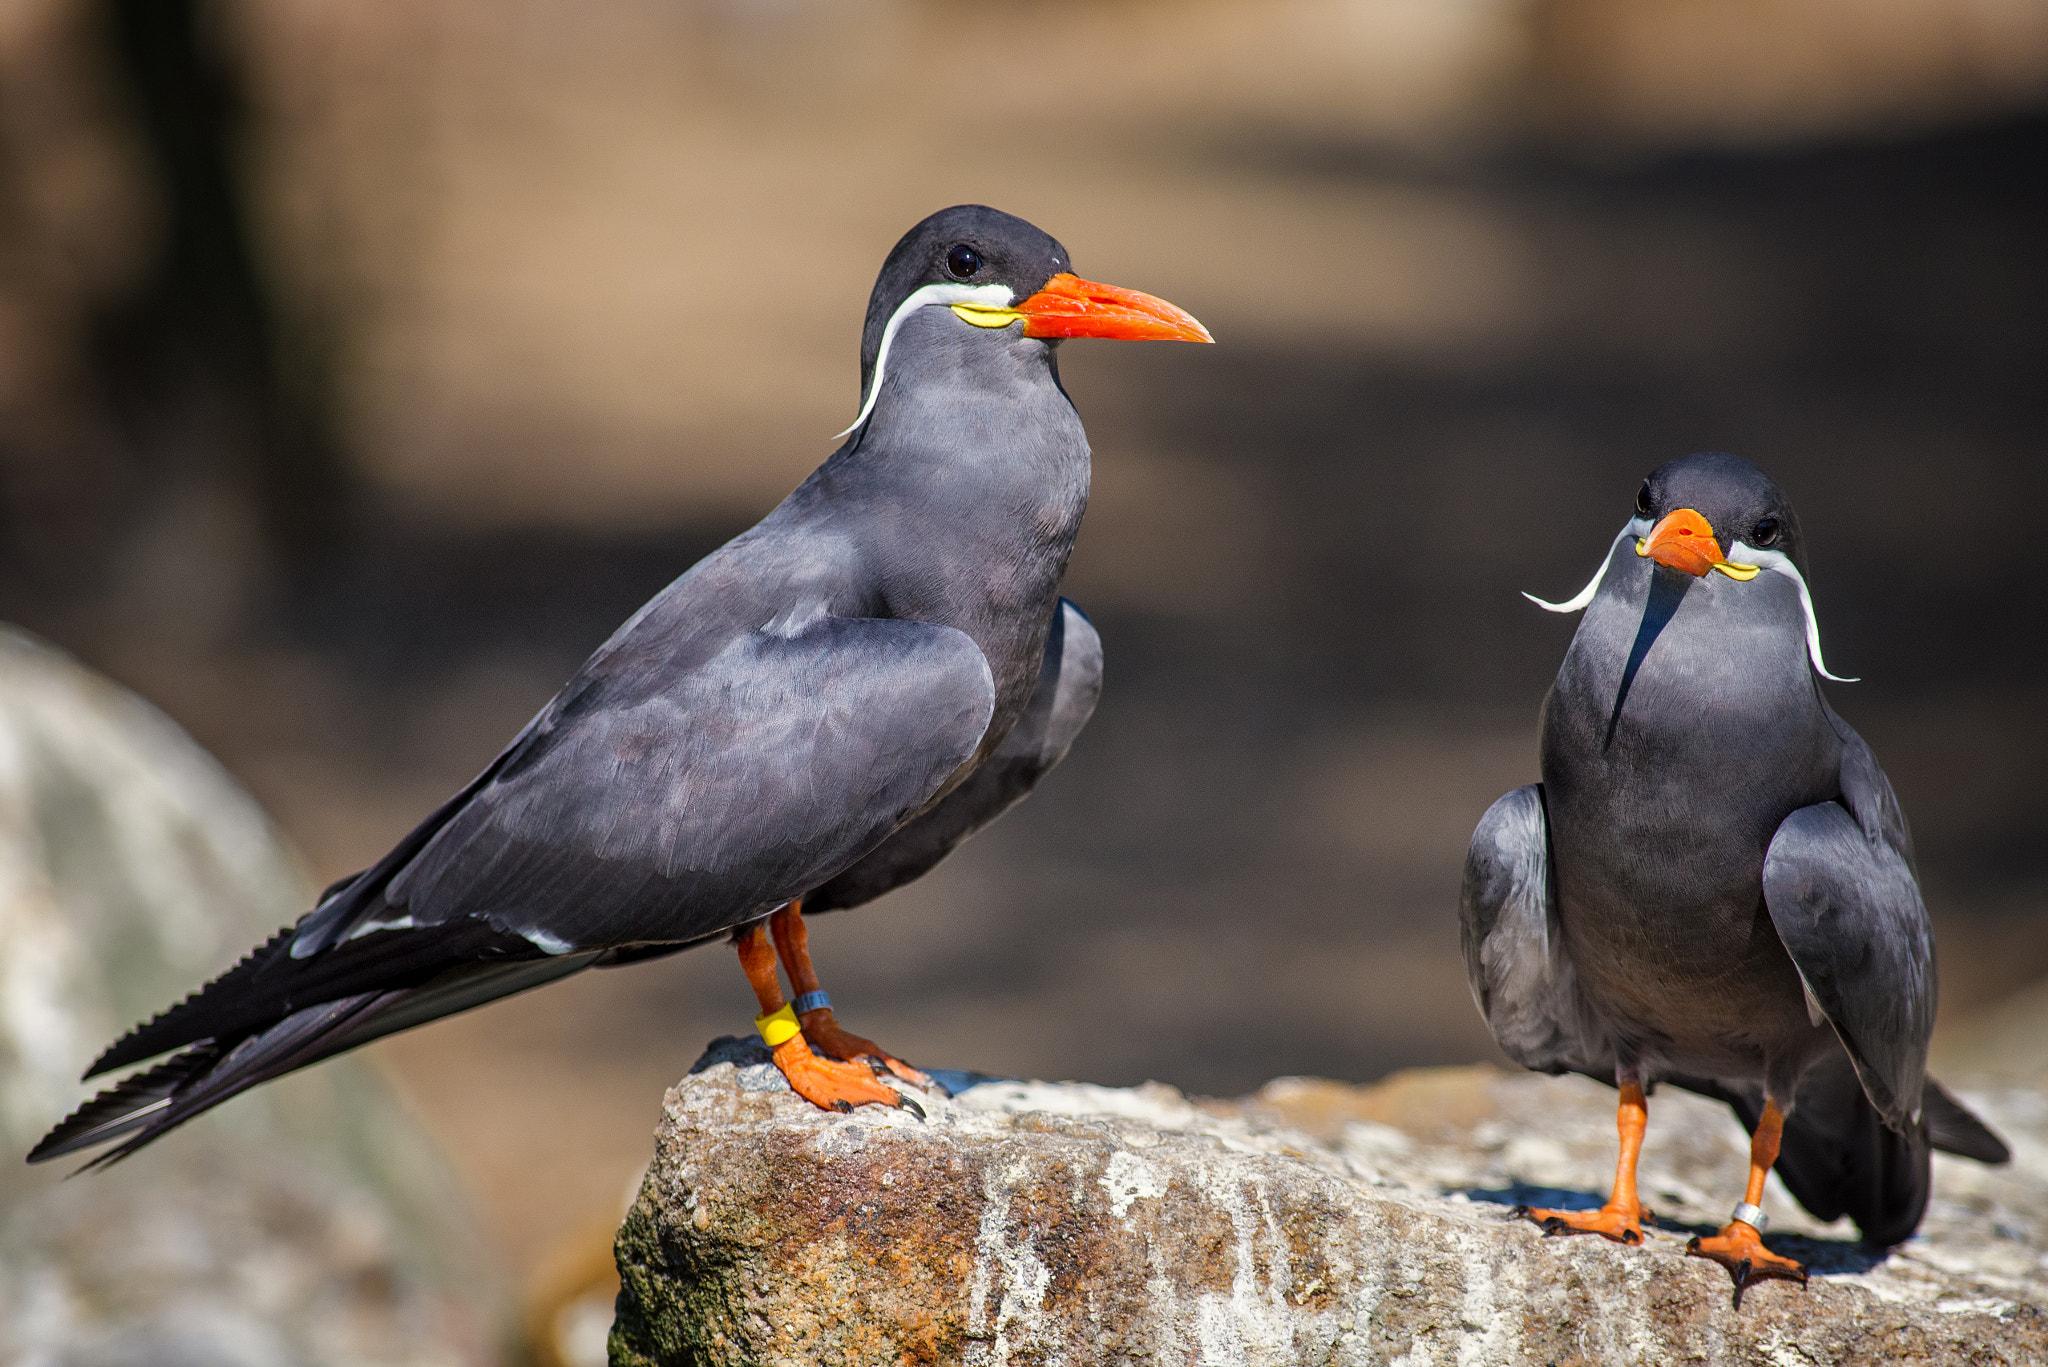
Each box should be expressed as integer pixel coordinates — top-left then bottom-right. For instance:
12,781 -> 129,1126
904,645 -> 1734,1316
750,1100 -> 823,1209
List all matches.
1520,1203 -> 1646,1245
797,1014 -> 933,1090
769,1038 -> 907,1112
1687,1223 -> 1807,1308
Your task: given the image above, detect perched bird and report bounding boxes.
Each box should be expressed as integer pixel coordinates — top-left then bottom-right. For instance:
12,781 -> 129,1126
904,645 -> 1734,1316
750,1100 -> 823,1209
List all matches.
33,205 -> 1209,1167
1461,451 -> 2007,1303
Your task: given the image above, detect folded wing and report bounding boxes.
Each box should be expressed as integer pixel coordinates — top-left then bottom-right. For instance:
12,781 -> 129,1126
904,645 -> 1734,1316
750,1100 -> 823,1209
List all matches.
37,615 -> 995,1165
1763,797 -> 1934,1129
1460,784 -> 1611,1078
806,598 -> 1100,913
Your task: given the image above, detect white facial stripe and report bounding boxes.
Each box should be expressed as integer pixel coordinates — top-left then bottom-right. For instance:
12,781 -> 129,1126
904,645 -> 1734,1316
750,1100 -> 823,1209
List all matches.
1723,543 -> 1859,682
834,282 -> 1018,440
1523,518 -> 1650,613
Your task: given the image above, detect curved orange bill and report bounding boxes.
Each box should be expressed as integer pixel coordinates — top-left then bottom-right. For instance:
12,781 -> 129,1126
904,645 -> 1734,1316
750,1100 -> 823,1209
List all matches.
1636,507 -> 1724,577
1014,272 -> 1213,343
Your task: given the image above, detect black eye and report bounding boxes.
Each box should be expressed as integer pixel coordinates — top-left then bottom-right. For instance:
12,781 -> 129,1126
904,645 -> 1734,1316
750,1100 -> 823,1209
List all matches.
1635,481 -> 1653,517
1751,517 -> 1780,547
946,245 -> 982,279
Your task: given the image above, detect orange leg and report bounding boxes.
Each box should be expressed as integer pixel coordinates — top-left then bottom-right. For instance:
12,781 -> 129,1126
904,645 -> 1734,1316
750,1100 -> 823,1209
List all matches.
1519,1081 -> 1652,1244
769,902 -> 934,1089
734,923 -> 905,1113
1687,1099 -> 1808,1306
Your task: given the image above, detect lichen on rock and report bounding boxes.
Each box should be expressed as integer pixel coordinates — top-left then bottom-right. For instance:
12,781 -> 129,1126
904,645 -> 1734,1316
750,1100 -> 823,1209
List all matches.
612,1036 -> 2047,1365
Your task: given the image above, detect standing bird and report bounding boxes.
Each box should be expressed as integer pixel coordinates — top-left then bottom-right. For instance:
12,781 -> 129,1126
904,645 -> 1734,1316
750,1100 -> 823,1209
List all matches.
32,205 -> 1209,1168
1461,452 -> 2006,1304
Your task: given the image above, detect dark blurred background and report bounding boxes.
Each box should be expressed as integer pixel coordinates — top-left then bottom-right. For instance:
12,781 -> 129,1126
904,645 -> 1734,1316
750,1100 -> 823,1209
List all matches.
2,0 -> 2043,1293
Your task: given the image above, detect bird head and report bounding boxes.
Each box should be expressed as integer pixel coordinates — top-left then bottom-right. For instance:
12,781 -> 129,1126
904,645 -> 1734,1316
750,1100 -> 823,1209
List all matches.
842,205 -> 1210,439
1524,451 -> 1854,682
1633,451 -> 1804,582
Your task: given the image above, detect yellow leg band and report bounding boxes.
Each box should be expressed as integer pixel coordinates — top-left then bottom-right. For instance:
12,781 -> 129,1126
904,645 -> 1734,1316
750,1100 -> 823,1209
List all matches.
755,1003 -> 803,1048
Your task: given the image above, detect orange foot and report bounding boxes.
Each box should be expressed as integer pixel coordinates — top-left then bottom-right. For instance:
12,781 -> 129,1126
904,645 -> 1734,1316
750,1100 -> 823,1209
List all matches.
769,1036 -> 922,1117
799,1007 -> 936,1090
1687,1221 -> 1807,1308
1516,1200 -> 1650,1245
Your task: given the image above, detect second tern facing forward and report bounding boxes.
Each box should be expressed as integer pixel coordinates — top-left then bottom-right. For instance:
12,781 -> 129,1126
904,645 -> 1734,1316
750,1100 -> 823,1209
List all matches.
1462,452 -> 2007,1305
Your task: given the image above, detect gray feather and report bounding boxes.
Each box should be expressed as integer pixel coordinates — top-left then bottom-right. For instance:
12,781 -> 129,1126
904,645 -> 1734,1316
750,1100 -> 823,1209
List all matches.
1460,785 -> 1611,1077
1923,1078 -> 2010,1164
386,616 -> 996,950
806,598 -> 1100,913
1763,798 -> 1936,1129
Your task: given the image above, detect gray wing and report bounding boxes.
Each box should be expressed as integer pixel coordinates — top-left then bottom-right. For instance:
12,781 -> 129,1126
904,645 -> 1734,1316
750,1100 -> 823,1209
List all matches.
87,612 -> 996,1078
1460,784 -> 1612,1076
44,615 -> 994,1163
1762,757 -> 1935,1130
380,615 -> 998,948
805,598 -> 1101,913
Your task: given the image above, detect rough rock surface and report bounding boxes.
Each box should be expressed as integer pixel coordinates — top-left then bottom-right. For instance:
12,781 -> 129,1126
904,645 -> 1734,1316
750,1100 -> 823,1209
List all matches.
612,1037 -> 2048,1365
0,627 -> 504,1365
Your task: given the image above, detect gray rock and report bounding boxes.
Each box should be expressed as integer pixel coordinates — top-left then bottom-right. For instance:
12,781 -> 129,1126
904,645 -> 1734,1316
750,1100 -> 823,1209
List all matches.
613,1038 -> 2047,1365
0,626 -> 506,1365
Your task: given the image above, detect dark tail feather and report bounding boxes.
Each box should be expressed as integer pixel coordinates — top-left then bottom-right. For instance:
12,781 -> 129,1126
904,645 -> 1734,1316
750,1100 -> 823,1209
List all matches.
1924,1077 -> 2010,1164
32,954 -> 600,1168
29,1045 -> 224,1163
34,994 -> 387,1170
87,926 -> 297,1078
90,916 -> 553,1079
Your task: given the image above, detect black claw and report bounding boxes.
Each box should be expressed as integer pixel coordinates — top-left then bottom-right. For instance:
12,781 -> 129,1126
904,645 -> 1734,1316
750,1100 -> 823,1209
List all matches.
1730,1260 -> 1752,1310
864,1057 -> 890,1078
1512,1204 -> 1532,1220
896,1093 -> 926,1121
1685,1235 -> 1702,1253
833,1100 -> 853,1114
1620,1228 -> 1641,1246
1541,1216 -> 1568,1236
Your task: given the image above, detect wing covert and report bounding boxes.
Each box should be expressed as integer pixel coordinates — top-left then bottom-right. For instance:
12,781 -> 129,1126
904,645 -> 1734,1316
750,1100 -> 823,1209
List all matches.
381,616 -> 996,950
1460,784 -> 1610,1076
804,597 -> 1101,913
1763,799 -> 1934,1129
1833,715 -> 1915,860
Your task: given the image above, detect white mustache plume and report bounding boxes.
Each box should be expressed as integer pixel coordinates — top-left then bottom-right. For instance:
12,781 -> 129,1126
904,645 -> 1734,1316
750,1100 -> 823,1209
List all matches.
1524,517 -> 1857,683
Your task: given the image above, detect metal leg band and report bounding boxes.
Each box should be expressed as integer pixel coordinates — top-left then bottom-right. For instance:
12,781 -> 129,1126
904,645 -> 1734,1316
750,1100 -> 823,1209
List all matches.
1730,1202 -> 1768,1232
792,991 -> 831,1015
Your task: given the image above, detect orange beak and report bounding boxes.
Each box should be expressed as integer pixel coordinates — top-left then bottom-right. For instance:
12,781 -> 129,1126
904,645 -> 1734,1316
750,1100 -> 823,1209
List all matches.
1636,508 -> 1725,577
1012,272 -> 1213,343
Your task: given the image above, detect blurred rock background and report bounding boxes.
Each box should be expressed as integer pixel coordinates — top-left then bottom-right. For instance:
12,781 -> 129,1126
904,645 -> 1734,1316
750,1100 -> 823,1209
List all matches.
0,0 -> 2043,1356
0,629 -> 502,1364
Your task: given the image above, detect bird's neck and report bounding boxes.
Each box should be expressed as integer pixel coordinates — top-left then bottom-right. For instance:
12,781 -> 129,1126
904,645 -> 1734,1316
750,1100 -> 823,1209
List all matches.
1544,562 -> 1838,812
790,327 -> 1090,727
824,330 -> 1092,623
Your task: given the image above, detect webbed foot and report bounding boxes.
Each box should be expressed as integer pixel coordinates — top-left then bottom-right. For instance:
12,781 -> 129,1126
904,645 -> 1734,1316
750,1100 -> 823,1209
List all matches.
799,1008 -> 935,1090
1686,1221 -> 1807,1308
769,1035 -> 918,1115
1515,1200 -> 1649,1245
